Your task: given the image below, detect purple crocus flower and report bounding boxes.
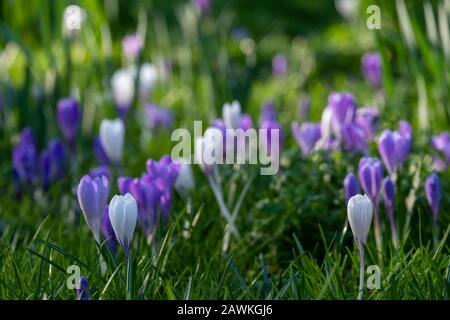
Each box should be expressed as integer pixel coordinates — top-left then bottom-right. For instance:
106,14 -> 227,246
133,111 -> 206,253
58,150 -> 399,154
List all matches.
344,172 -> 360,204
100,205 -> 118,254
12,128 -> 38,188
298,95 -> 311,121
239,114 -> 253,131
355,107 -> 379,140
259,102 -> 283,155
361,52 -> 382,90
89,166 -> 112,182
431,132 -> 450,170
93,135 -> 110,166
358,157 -> 384,206
382,176 -> 395,217
77,175 -> 110,243
328,92 -> 356,139
193,0 -> 212,14
260,101 -> 278,123
395,120 -> 412,166
144,103 -> 173,131
122,33 -> 143,60
291,122 -> 321,156
341,122 -> 368,152
40,138 -> 65,191
272,54 -> 288,76
378,130 -> 397,175
425,173 -> 441,223
76,276 -> 90,300
57,97 -> 81,147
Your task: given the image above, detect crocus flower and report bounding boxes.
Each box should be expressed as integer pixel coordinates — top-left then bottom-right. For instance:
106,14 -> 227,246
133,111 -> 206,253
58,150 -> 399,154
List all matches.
111,68 -> 135,117
223,101 -> 242,129
344,172 -> 360,204
378,130 -> 397,175
144,103 -> 173,131
259,102 -> 283,156
395,120 -> 412,166
76,276 -> 90,300
174,159 -> 195,197
12,128 -> 38,188
122,33 -> 143,61
99,118 -> 125,165
431,132 -> 450,170
355,107 -> 379,140
77,175 -> 109,243
272,54 -> 287,76
108,193 -> 138,258
89,166 -> 112,182
101,205 -> 118,254
341,122 -> 368,152
193,0 -> 212,15
139,63 -> 158,100
361,52 -> 382,90
40,138 -> 65,191
425,173 -> 441,224
291,122 -> 321,156
358,157 -> 383,206
382,176 -> 399,248
328,92 -> 356,139
93,135 -> 110,166
347,194 -> 373,300
57,97 -> 81,147
195,127 -> 224,175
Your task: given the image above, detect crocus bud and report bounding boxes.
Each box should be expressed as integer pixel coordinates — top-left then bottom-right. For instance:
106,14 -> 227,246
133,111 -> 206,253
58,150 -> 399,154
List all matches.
355,107 -> 379,140
378,130 -> 397,175
347,194 -> 373,244
101,205 -> 118,254
139,63 -> 158,100
431,132 -> 450,170
344,172 -> 360,204
99,119 -> 125,165
223,101 -> 241,129
341,122 -> 368,152
272,54 -> 287,76
111,68 -> 135,116
382,176 -> 395,217
40,139 -> 66,191
12,128 -> 38,187
89,166 -> 112,182
108,193 -> 138,258
76,276 -> 90,300
291,122 -> 321,156
77,175 -> 109,243
193,0 -> 212,15
174,159 -> 195,196
57,97 -> 81,147
358,157 -> 383,205
328,92 -> 356,139
144,103 -> 173,131
425,173 -> 441,223
361,52 -> 382,90
122,33 -> 143,61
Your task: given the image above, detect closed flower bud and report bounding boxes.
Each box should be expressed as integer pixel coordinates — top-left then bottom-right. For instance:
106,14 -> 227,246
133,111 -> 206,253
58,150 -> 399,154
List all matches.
139,63 -> 158,100
99,119 -> 125,164
291,122 -> 321,156
108,193 -> 138,258
111,68 -> 135,116
344,172 -> 360,204
347,194 -> 373,244
425,172 -> 441,223
57,97 -> 81,147
378,130 -> 397,175
361,52 -> 382,90
223,101 -> 241,129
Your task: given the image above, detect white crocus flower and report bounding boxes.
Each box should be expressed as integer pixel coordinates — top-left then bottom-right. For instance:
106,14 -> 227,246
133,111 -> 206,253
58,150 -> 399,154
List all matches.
174,159 -> 195,196
139,63 -> 158,100
108,193 -> 138,258
223,101 -> 241,129
347,194 -> 373,300
99,118 -> 125,164
111,68 -> 135,109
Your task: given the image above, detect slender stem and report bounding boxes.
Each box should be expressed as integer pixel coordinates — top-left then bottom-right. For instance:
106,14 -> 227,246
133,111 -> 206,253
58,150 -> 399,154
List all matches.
432,219 -> 439,249
126,253 -> 134,300
388,213 -> 399,250
357,241 -> 365,300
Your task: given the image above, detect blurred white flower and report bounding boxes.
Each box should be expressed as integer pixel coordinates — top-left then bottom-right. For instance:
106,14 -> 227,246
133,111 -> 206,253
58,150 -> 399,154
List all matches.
223,101 -> 241,129
99,118 -> 125,164
111,68 -> 135,110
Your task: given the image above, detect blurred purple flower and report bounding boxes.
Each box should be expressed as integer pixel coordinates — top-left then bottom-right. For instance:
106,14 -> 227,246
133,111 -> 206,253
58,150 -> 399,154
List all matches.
291,122 -> 321,156
298,95 -> 311,121
344,172 -> 360,204
431,132 -> 450,170
89,166 -> 112,182
145,103 -> 173,131
341,122 -> 368,153
355,107 -> 379,140
328,92 -> 356,138
361,52 -> 382,90
94,135 -> 110,166
122,33 -> 143,60
100,205 -> 118,254
57,97 -> 81,147
425,172 -> 441,223
193,0 -> 212,14
12,128 -> 38,189
382,176 -> 395,218
378,130 -> 397,175
39,138 -> 65,191
272,54 -> 288,76
395,120 -> 412,166
76,276 -> 90,300
358,157 -> 384,206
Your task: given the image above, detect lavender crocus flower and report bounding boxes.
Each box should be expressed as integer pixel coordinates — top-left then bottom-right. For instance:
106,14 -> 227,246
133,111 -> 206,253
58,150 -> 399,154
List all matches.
378,130 -> 397,175
101,205 -> 118,254
57,97 -> 81,147
76,276 -> 90,300
77,175 -> 110,243
40,139 -> 65,191
272,54 -> 288,76
341,122 -> 368,153
193,0 -> 212,15
93,135 -> 110,166
395,120 -> 412,166
361,52 -> 382,90
122,33 -> 143,60
328,92 -> 356,139
291,122 -> 321,156
144,103 -> 173,131
358,157 -> 384,206
431,132 -> 450,170
344,172 -> 360,204
12,128 -> 38,188
355,107 -> 379,140
259,101 -> 283,155
425,172 -> 441,223
89,166 -> 112,182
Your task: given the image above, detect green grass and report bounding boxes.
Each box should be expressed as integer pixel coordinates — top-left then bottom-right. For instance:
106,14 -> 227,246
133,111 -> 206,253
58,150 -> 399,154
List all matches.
0,0 -> 449,300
